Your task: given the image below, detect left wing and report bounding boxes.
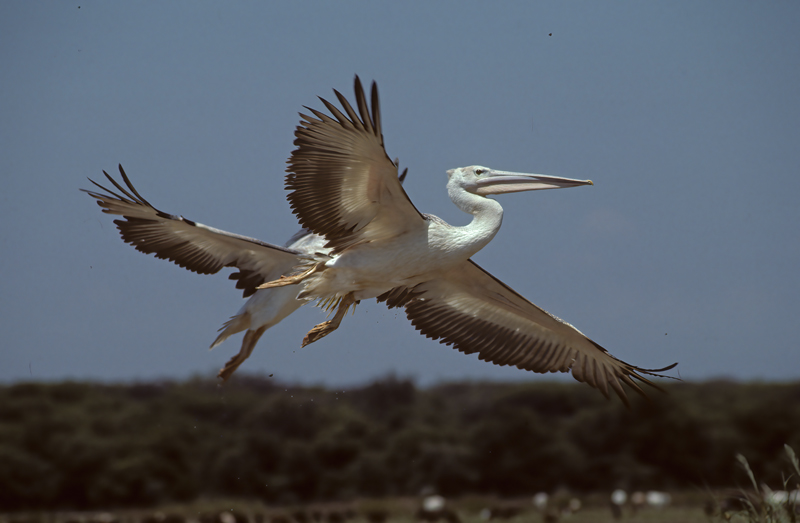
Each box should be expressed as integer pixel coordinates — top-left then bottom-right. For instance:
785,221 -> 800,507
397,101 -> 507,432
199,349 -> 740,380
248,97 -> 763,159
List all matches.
286,76 -> 426,252
378,260 -> 676,405
83,165 -> 304,297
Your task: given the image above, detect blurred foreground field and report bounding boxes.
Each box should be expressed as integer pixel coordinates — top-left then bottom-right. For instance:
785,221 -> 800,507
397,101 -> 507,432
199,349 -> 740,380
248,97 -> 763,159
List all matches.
1,377 -> 798,517
0,495 -> 740,523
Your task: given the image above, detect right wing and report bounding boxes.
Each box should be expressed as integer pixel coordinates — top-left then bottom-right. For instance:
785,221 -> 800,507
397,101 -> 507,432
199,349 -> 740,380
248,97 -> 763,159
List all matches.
83,165 -> 304,297
378,260 -> 677,406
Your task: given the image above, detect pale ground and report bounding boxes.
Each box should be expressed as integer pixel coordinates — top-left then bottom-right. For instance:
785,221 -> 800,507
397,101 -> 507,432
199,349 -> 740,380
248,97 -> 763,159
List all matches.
2,505 -> 721,523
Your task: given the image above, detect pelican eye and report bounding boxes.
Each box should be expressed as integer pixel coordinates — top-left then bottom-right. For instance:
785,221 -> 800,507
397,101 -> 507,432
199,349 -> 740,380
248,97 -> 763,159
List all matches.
475,168 -> 486,176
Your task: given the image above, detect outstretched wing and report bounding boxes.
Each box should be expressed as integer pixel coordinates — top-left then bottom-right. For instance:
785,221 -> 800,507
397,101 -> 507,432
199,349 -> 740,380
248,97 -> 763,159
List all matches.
286,76 -> 426,253
378,260 -> 677,406
83,165 -> 304,297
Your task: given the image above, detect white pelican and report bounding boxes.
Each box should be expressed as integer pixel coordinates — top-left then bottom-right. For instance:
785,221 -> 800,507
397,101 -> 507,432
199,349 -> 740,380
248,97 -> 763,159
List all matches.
83,164 -> 406,381
85,76 -> 675,403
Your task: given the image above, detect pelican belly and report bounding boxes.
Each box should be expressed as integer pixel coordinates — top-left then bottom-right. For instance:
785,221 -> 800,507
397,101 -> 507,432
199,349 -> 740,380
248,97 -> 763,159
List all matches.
300,222 -> 473,303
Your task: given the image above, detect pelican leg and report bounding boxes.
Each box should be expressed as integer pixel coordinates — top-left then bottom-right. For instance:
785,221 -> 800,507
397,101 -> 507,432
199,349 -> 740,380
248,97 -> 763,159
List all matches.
217,325 -> 268,381
257,262 -> 323,290
302,293 -> 356,347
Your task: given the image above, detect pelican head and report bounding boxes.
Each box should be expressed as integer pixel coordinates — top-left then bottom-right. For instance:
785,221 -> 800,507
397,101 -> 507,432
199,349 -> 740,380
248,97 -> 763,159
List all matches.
447,165 -> 593,196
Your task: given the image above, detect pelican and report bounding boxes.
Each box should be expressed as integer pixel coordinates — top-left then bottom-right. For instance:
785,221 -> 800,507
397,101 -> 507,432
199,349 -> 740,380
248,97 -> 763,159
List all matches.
85,76 -> 675,404
83,164 -> 406,381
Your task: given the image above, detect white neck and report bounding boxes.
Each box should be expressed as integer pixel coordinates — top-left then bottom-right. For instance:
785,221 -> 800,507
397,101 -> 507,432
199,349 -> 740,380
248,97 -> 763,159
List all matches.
445,183 -> 504,258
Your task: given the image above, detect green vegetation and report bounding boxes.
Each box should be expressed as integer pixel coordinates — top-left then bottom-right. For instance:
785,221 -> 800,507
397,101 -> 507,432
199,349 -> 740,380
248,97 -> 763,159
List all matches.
0,377 -> 798,511
714,445 -> 800,522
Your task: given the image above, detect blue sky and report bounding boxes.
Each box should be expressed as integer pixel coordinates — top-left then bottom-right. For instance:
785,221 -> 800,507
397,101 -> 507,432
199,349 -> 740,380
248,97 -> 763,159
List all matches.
1,2 -> 798,386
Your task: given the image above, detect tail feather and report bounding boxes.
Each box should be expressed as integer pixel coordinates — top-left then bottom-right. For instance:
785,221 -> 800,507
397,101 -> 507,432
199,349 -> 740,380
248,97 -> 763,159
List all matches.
210,312 -> 251,350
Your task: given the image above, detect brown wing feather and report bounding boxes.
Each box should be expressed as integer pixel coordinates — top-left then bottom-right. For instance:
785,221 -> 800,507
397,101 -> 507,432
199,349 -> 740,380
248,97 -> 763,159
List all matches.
286,76 -> 425,252
83,165 -> 303,297
378,260 -> 677,406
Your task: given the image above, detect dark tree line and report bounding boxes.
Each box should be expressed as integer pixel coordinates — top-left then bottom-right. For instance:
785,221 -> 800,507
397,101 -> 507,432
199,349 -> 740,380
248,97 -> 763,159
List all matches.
0,376 -> 798,510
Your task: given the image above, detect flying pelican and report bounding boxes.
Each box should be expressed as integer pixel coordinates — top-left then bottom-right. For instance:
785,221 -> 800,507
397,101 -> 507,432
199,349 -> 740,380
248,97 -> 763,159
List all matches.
83,164 -> 406,381
85,76 -> 675,404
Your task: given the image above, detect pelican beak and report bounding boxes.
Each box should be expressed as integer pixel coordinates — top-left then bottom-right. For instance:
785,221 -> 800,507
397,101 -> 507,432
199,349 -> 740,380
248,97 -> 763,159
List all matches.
475,170 -> 593,196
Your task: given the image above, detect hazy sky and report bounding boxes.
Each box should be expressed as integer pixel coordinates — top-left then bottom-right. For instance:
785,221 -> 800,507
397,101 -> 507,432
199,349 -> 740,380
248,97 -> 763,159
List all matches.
2,2 -> 798,387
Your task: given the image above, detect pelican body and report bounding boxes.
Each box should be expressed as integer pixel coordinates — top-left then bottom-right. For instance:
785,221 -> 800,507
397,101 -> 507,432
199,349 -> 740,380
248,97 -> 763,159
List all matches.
293,166 -> 592,304
84,76 -> 675,404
